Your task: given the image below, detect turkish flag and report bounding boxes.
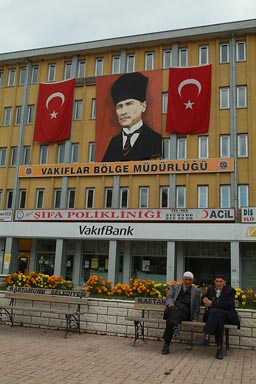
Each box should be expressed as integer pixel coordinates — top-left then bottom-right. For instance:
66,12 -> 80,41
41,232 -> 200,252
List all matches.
34,78 -> 75,143
166,65 -> 211,134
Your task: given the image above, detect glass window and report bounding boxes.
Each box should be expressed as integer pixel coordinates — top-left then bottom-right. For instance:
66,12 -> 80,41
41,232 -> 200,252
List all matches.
64,62 -> 72,79
112,56 -> 121,74
179,48 -> 188,67
27,105 -> 35,124
91,99 -> 96,119
198,186 -> 208,208
0,70 -> 4,87
86,188 -> 95,208
162,139 -> 169,160
220,185 -> 231,208
77,60 -> 86,78
19,67 -> 27,85
39,145 -> 48,164
177,138 -> 187,159
120,187 -> 128,208
54,189 -> 61,208
238,134 -> 248,157
19,190 -> 26,209
36,189 -> 44,209
0,148 -> 7,166
238,185 -> 248,208
236,86 -> 247,108
160,186 -> 169,208
31,66 -> 39,84
220,87 -> 230,109
220,135 -> 230,158
71,143 -> 79,163
176,186 -> 186,208
162,92 -> 168,114
145,52 -> 154,70
58,144 -> 65,163
163,49 -> 172,69
15,106 -> 22,125
3,107 -> 12,126
23,146 -> 30,165
89,142 -> 95,162
198,136 -> 208,158
139,187 -> 149,208
68,189 -> 75,208
220,43 -> 229,63
48,64 -> 56,82
74,100 -> 82,120
8,69 -> 16,86
126,54 -> 135,73
105,188 -> 113,208
199,45 -> 209,65
11,147 -> 18,167
95,58 -> 103,76
6,190 -> 13,209
236,41 -> 246,61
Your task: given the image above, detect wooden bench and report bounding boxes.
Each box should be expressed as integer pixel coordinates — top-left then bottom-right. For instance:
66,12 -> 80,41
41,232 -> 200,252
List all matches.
125,297 -> 239,352
0,287 -> 88,338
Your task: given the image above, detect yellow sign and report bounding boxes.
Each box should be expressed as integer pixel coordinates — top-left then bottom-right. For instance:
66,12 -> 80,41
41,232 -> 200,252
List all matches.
4,253 -> 11,264
246,227 -> 256,237
19,158 -> 234,178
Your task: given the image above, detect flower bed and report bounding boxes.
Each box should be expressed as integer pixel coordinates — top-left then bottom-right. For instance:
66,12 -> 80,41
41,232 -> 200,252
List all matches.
4,272 -> 73,290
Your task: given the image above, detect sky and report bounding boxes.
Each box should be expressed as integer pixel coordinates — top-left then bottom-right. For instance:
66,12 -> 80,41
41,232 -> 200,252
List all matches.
1,0 -> 256,54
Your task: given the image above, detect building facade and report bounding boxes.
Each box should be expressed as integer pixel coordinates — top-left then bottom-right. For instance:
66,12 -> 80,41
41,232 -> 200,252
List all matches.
0,19 -> 256,288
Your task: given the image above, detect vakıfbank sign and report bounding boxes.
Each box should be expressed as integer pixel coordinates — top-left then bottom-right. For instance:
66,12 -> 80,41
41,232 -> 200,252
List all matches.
18,158 -> 234,178
15,208 -> 235,222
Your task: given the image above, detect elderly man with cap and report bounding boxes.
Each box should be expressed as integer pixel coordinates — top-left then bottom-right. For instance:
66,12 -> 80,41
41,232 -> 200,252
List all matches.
193,274 -> 240,359
161,271 -> 201,355
102,72 -> 162,162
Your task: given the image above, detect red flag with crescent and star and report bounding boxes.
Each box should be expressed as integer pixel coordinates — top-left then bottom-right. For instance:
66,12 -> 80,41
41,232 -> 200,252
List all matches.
33,78 -> 75,143
166,64 -> 211,134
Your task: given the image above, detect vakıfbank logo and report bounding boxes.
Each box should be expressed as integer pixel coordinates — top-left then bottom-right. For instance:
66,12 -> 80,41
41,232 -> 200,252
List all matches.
246,227 -> 256,237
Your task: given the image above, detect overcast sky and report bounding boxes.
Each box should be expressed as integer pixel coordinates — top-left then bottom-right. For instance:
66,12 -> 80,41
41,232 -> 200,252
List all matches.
1,0 -> 256,54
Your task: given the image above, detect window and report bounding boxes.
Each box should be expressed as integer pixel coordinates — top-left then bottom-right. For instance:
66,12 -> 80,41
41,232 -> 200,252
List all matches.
54,189 -> 61,208
220,135 -> 230,158
64,62 -> 72,79
220,88 -> 230,109
162,139 -> 170,160
39,145 -> 48,164
163,49 -> 172,69
112,56 -> 121,74
95,58 -> 103,76
126,54 -> 135,73
120,187 -> 128,208
27,105 -> 35,124
236,41 -> 246,61
145,52 -> 154,70
23,146 -> 30,165
71,143 -> 79,163
91,99 -> 96,119
162,92 -> 168,114
0,148 -> 7,166
0,70 -> 4,87
74,100 -> 82,120
198,186 -> 208,208
19,67 -> 27,85
179,48 -> 188,67
177,138 -> 187,159
58,144 -> 65,163
238,134 -> 248,157
199,45 -> 209,65
139,187 -> 149,208
105,188 -> 113,208
68,189 -> 75,208
48,64 -> 56,82
86,188 -> 95,208
11,147 -> 18,167
236,86 -> 247,108
160,186 -> 169,208
77,60 -> 86,78
176,186 -> 186,208
8,69 -> 16,86
238,185 -> 248,208
19,190 -> 26,209
220,185 -> 231,208
31,66 -> 39,84
6,190 -> 13,209
3,107 -> 12,126
89,142 -> 95,162
36,189 -> 44,209
198,136 -> 208,158
220,43 -> 229,63
15,106 -> 22,125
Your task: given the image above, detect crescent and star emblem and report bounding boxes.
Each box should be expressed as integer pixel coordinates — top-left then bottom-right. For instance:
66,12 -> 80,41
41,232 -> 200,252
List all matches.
177,78 -> 202,110
45,92 -> 65,119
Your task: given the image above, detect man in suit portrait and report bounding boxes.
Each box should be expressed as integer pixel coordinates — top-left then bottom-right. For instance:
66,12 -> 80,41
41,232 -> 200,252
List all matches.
102,72 -> 162,162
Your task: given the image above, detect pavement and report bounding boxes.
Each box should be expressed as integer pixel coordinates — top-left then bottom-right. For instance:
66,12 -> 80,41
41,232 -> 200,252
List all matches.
0,325 -> 256,384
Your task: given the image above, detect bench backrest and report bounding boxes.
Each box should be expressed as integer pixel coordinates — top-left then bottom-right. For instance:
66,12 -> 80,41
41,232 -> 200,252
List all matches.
134,297 -> 165,311
5,291 -> 88,305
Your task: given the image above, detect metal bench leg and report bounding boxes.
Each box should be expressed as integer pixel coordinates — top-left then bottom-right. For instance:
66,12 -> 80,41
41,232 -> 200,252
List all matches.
65,314 -> 80,339
0,308 -> 14,326
133,320 -> 144,347
225,329 -> 229,355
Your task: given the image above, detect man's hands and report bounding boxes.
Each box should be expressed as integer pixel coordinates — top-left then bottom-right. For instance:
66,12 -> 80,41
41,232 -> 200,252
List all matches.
202,297 -> 212,308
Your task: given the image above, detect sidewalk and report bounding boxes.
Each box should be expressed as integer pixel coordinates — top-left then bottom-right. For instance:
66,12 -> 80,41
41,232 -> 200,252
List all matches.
0,325 -> 255,384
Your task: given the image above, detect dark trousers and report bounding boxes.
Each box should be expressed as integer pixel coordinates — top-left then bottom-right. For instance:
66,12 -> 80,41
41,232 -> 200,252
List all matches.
162,306 -> 189,344
204,308 -> 234,344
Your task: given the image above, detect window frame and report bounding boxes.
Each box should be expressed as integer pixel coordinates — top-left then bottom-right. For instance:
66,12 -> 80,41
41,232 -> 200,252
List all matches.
139,187 -> 149,208
74,100 -> 82,120
176,186 -> 186,208
162,92 -> 168,114
198,136 -> 209,159
64,62 -> 72,80
36,189 -> 44,209
220,135 -> 231,158
237,134 -> 248,158
105,188 -> 113,208
10,147 -> 18,167
119,187 -> 128,208
77,60 -> 86,78
95,58 -> 104,76
112,56 -> 121,74
238,185 -> 249,209
161,139 -> 170,160
57,144 -> 65,164
31,66 -> 39,84
236,86 -> 247,108
179,48 -> 188,67
89,142 -> 95,162
177,138 -> 187,160
39,145 -> 48,164
160,186 -> 169,208
145,51 -> 154,71
71,143 -> 79,163
54,189 -> 61,209
3,107 -> 12,126
220,87 -> 230,109
19,190 -> 26,209
47,64 -> 56,82
220,185 -> 231,208
198,185 -> 208,208
8,69 -> 16,86
68,188 -> 76,209
126,54 -> 135,73
86,188 -> 95,208
0,148 -> 7,167
220,43 -> 229,63
163,49 -> 172,69
236,41 -> 246,62
199,45 -> 209,65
